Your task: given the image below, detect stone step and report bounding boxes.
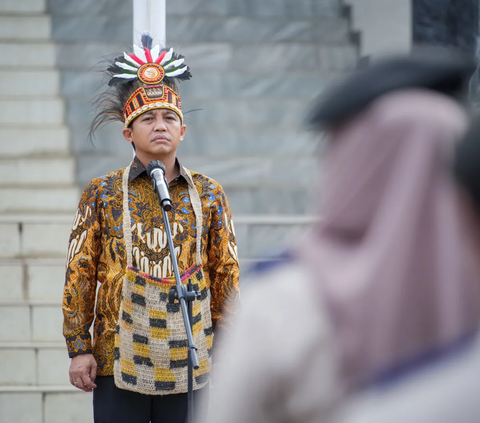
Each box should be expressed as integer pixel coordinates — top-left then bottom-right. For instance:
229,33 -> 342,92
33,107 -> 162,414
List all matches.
0,342 -> 69,386
0,221 -> 72,258
0,0 -> 46,14
0,390 -> 92,423
0,213 -> 316,260
0,98 -> 64,125
61,70 -> 344,99
49,15 -> 349,44
0,42 -> 55,68
0,158 -> 75,186
0,70 -> 60,96
0,303 -> 63,342
47,0 -> 341,18
0,187 -> 80,213
75,155 -> 317,188
73,159 -> 317,214
55,41 -> 357,72
68,97 -> 311,127
0,16 -> 50,41
0,126 -> 70,157
71,123 -> 322,158
0,259 -> 64,302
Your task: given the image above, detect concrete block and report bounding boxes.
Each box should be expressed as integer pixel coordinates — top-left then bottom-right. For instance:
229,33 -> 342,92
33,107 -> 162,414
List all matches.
0,99 -> 64,125
0,265 -> 24,300
179,71 -> 334,99
318,45 -> 358,71
65,98 -> 96,125
29,264 -> 65,302
181,157 -> 316,187
69,121 -> 131,155
0,188 -> 79,213
167,16 -> 311,43
0,349 -> 36,385
0,127 -> 70,157
61,72 -> 103,96
0,43 -> 55,68
55,42 -> 127,71
0,16 -> 50,41
178,126 -> 321,157
228,0 -> 286,17
0,71 -> 59,96
248,224 -> 310,257
0,393 -> 42,423
38,348 -> 71,385
0,0 -> 45,13
32,305 -> 64,341
0,223 -> 20,258
182,98 -> 306,127
311,0 -> 342,16
76,155 -> 130,186
0,305 -> 30,341
44,392 -> 93,423
284,0 -> 315,18
232,44 -> 318,71
168,0 -> 228,15
0,158 -> 75,186
312,18 -> 351,43
47,0 -> 131,16
225,187 -> 315,215
180,43 -> 233,71
22,223 -> 72,258
51,16 -> 131,43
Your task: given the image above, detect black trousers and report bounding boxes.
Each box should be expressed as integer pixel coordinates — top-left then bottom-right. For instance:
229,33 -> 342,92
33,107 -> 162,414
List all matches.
93,376 -> 209,423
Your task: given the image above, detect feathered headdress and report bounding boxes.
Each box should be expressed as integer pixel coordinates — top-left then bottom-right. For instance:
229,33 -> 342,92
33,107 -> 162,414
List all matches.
108,32 -> 191,87
90,33 -> 192,130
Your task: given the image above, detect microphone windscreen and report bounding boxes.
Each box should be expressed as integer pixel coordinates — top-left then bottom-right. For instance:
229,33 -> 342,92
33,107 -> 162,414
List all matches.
147,160 -> 166,177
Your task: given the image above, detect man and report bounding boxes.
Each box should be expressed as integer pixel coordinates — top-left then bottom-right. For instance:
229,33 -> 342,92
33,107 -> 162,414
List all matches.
63,34 -> 240,423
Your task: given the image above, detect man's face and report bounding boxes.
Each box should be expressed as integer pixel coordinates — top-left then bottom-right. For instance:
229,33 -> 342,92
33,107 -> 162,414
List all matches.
123,108 -> 186,163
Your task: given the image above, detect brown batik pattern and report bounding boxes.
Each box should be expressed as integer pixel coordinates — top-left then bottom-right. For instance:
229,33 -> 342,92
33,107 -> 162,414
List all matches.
63,157 -> 240,376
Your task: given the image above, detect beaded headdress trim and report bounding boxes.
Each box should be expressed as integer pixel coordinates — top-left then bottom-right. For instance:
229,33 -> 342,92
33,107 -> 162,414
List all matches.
108,33 -> 191,127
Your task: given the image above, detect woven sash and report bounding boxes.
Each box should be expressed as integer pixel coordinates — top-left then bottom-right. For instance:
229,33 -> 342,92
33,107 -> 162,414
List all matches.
113,164 -> 213,395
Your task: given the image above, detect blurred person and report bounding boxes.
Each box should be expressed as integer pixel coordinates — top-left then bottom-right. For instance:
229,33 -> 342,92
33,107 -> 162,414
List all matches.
207,53 -> 480,423
62,34 -> 240,423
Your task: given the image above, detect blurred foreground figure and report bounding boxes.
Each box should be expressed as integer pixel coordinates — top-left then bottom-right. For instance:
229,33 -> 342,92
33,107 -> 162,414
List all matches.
208,53 -> 480,423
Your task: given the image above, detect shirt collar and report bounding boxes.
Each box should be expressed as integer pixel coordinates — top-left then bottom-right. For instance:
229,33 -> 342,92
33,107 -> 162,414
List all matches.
128,156 -> 187,183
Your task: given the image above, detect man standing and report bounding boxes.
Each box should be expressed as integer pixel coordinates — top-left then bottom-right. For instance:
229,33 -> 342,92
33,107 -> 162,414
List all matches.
63,34 -> 240,423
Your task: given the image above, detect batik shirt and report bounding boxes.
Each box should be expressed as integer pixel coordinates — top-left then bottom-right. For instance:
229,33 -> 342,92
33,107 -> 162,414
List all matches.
63,157 -> 240,376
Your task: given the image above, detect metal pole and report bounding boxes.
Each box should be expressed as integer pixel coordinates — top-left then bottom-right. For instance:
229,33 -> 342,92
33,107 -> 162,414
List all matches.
133,0 -> 166,46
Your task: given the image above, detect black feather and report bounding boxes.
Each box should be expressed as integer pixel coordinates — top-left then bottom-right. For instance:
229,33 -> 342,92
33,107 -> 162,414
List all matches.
141,32 -> 153,50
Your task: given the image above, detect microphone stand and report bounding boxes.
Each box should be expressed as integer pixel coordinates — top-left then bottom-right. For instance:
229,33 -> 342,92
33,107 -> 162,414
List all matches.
155,179 -> 200,423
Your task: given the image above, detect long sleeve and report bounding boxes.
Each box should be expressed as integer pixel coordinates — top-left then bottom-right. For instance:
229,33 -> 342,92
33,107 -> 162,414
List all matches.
207,185 -> 240,334
63,179 -> 102,357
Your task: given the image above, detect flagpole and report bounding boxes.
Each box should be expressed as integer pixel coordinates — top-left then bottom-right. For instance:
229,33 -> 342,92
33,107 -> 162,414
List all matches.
133,0 -> 166,46
132,0 -> 166,159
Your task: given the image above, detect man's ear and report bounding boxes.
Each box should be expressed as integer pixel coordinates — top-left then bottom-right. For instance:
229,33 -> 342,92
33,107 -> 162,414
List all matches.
180,124 -> 187,141
123,127 -> 134,144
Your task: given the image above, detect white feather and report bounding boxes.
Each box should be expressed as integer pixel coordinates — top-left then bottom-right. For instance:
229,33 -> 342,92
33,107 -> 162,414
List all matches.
165,66 -> 188,77
133,44 -> 147,63
160,48 -> 173,65
164,58 -> 185,70
150,45 -> 160,62
123,53 -> 140,68
115,61 -> 138,72
113,74 -> 138,79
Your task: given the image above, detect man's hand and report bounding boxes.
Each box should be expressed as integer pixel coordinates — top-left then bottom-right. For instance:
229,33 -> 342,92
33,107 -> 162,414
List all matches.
69,354 -> 98,392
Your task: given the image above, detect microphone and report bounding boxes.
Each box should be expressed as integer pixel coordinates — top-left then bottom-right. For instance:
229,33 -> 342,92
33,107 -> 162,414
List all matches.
147,160 -> 173,211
